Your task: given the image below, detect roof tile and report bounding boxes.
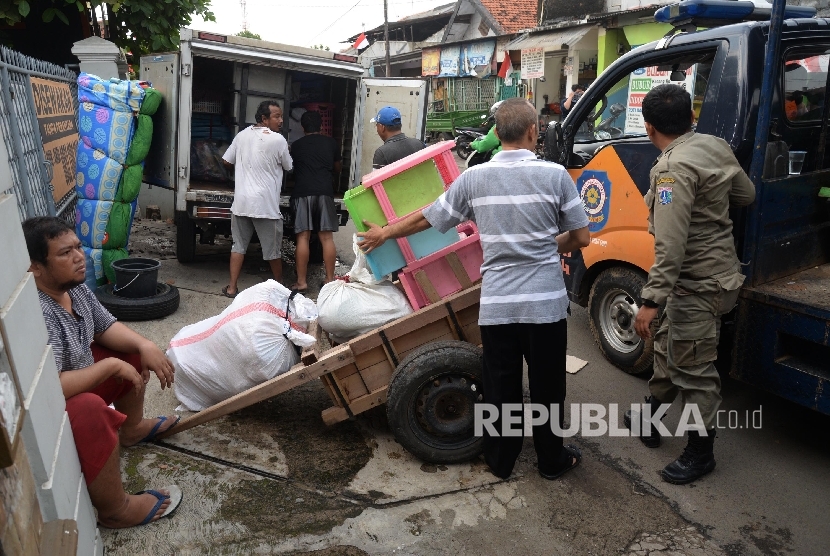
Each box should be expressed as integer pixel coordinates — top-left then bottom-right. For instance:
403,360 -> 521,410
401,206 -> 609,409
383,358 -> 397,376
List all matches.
479,0 -> 539,33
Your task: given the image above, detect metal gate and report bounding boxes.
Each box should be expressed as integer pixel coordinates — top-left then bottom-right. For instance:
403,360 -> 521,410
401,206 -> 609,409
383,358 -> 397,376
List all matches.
0,47 -> 78,222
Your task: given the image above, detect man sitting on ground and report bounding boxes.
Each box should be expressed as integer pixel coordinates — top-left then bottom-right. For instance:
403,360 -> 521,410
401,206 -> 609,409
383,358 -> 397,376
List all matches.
24,216 -> 183,528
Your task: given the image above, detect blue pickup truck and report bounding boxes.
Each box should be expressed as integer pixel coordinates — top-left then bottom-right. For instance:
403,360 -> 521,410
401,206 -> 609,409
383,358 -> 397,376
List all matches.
545,0 -> 830,414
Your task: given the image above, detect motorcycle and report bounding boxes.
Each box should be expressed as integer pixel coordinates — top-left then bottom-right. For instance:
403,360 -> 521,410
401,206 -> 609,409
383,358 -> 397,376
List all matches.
455,116 -> 493,159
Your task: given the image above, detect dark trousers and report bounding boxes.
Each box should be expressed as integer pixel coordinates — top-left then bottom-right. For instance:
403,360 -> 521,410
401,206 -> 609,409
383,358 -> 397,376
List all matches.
480,320 -> 568,479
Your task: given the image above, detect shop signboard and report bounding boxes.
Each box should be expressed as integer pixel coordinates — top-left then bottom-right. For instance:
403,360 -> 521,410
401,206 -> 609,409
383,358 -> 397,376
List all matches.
422,48 -> 441,76
439,46 -> 461,77
460,40 -> 496,77
624,66 -> 696,135
521,47 -> 544,79
31,77 -> 78,202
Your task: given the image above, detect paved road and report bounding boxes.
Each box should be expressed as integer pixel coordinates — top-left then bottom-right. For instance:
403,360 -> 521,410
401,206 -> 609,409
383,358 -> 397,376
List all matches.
108,215 -> 830,556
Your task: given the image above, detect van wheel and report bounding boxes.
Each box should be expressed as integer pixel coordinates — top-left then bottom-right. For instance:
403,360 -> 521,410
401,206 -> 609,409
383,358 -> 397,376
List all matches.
387,341 -> 484,464
589,268 -> 653,376
175,211 -> 196,263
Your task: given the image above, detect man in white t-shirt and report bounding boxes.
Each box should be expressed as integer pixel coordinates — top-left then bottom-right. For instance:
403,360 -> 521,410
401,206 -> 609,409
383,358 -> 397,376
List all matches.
222,101 -> 293,297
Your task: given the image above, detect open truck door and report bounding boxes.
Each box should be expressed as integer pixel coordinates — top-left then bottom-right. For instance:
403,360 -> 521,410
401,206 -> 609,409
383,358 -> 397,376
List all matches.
351,78 -> 428,187
140,53 -> 180,192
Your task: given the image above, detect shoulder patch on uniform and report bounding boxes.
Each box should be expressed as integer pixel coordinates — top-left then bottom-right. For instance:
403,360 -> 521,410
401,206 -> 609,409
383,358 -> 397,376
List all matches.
658,186 -> 673,205
656,176 -> 675,185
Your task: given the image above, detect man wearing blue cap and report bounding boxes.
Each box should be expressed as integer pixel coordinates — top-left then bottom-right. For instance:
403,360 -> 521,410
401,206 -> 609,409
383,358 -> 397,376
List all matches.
371,106 -> 425,169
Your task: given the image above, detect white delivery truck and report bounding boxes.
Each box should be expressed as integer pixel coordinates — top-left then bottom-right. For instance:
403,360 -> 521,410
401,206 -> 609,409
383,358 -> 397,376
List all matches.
140,29 -> 428,262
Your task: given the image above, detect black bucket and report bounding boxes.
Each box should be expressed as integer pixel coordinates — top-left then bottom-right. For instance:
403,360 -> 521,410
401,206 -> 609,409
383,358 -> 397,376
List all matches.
111,258 -> 161,298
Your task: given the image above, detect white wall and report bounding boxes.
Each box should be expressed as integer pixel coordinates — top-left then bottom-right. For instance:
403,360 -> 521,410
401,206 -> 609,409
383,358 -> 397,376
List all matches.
0,194 -> 102,555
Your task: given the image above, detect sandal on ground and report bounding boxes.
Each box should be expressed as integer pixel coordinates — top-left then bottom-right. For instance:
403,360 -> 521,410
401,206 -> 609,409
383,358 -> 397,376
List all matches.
139,415 -> 181,443
137,485 -> 183,525
539,445 -> 582,480
290,284 -> 308,293
221,285 -> 238,298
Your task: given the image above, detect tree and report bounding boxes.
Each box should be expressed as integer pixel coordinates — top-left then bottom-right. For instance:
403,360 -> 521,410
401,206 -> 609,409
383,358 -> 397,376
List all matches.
236,30 -> 261,40
0,0 -> 216,56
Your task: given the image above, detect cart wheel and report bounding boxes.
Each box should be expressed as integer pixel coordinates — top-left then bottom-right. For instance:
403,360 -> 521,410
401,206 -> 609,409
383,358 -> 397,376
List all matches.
387,341 -> 484,464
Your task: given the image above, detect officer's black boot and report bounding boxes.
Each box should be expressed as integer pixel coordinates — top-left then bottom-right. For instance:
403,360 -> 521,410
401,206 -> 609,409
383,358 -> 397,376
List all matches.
624,395 -> 667,448
660,429 -> 716,485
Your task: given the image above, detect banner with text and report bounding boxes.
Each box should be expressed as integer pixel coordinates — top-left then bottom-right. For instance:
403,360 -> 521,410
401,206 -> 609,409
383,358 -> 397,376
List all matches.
460,40 -> 496,78
521,47 -> 544,79
624,66 -> 696,135
439,46 -> 461,77
31,77 -> 78,202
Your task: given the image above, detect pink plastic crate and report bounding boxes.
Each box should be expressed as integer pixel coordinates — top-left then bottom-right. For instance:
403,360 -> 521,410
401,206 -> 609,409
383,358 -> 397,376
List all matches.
361,140 -> 460,223
399,222 -> 483,310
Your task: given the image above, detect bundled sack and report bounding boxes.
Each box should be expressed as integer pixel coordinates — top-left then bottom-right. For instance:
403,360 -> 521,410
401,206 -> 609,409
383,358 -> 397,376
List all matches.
82,246 -> 104,291
78,102 -> 135,164
169,280 -> 318,411
103,200 -> 138,253
74,138 -> 124,201
115,163 -> 144,204
317,236 -> 413,343
78,73 -> 145,113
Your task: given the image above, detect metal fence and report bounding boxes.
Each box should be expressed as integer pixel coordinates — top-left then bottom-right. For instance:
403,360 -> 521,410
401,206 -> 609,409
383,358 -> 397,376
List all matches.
0,47 -> 77,223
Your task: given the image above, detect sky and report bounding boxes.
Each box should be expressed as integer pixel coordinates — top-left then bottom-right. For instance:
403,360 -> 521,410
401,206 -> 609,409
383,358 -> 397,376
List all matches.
190,0 -> 453,52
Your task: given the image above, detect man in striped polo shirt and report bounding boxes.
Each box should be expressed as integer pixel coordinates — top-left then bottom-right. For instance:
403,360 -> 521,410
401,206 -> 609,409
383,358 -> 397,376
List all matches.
358,98 -> 590,480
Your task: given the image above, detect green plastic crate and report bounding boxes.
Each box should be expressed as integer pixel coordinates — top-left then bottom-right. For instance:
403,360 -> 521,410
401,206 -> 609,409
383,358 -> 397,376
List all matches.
344,185 -> 388,232
381,160 -> 446,217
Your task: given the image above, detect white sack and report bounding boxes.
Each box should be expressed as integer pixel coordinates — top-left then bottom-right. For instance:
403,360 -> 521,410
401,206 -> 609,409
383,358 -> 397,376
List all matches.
169,280 -> 318,411
317,235 -> 413,343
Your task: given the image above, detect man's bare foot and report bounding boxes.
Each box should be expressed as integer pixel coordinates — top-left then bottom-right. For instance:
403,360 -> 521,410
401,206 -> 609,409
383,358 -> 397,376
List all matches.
120,415 -> 179,447
98,490 -> 171,528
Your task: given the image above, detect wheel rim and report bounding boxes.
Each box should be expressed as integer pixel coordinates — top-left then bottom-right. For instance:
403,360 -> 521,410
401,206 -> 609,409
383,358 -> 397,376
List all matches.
410,371 -> 483,449
598,288 -> 642,354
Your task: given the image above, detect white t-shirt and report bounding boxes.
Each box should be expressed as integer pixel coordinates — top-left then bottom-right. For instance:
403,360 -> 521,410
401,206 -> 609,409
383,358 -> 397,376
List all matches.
223,125 -> 293,219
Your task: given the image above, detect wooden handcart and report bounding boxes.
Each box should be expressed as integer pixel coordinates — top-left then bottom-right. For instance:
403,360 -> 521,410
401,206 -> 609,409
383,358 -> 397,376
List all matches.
159,285 -> 484,463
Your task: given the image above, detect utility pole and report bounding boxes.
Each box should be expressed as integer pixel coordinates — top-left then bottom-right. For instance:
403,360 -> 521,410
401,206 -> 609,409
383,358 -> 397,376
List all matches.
384,0 -> 391,76
241,0 -> 248,32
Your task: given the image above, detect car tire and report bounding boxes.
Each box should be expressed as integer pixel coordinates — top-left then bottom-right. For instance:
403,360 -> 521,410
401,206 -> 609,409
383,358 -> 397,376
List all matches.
95,283 -> 180,321
387,341 -> 485,464
588,268 -> 654,376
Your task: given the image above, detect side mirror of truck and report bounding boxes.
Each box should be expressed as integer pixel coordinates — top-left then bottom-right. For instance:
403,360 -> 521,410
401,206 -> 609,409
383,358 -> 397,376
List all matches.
544,122 -> 563,163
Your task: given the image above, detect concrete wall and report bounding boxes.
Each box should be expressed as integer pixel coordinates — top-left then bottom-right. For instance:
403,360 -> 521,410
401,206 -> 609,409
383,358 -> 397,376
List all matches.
0,194 -> 102,555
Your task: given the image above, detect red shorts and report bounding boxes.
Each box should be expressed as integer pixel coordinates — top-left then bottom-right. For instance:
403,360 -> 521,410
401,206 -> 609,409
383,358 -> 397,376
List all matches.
65,344 -> 142,484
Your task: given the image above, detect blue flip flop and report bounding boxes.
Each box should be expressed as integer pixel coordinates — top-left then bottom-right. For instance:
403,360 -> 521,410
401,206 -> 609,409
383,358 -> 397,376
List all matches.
137,485 -> 183,525
139,415 -> 181,443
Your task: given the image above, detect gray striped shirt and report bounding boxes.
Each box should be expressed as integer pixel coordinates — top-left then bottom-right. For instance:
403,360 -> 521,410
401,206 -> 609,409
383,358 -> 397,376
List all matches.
38,285 -> 116,372
422,149 -> 588,325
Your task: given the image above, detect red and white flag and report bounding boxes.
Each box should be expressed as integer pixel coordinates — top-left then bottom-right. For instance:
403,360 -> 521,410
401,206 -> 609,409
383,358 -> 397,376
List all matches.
498,52 -> 513,79
353,33 -> 369,51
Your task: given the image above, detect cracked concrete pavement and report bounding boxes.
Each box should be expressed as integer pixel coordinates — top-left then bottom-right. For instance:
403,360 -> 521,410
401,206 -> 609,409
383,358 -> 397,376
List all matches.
99,218 -> 830,555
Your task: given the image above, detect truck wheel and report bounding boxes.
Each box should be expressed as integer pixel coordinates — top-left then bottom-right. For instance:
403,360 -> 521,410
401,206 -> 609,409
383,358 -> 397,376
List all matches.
95,283 -> 180,321
589,268 -> 653,376
387,341 -> 484,464
175,211 -> 196,263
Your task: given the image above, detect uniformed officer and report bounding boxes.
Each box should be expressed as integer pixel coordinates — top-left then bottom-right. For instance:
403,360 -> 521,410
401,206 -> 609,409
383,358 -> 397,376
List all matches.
628,84 -> 755,484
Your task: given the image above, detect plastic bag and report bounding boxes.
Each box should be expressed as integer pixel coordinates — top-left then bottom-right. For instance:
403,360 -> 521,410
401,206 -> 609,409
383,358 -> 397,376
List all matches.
169,280 -> 318,411
317,236 -> 413,343
190,140 -> 232,182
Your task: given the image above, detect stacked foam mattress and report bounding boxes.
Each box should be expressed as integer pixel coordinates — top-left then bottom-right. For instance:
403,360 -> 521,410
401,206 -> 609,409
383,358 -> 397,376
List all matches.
74,73 -> 162,288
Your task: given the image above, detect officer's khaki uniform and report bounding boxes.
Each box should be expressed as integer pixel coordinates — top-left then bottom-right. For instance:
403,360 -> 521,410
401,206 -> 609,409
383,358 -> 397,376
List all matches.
641,132 -> 755,428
